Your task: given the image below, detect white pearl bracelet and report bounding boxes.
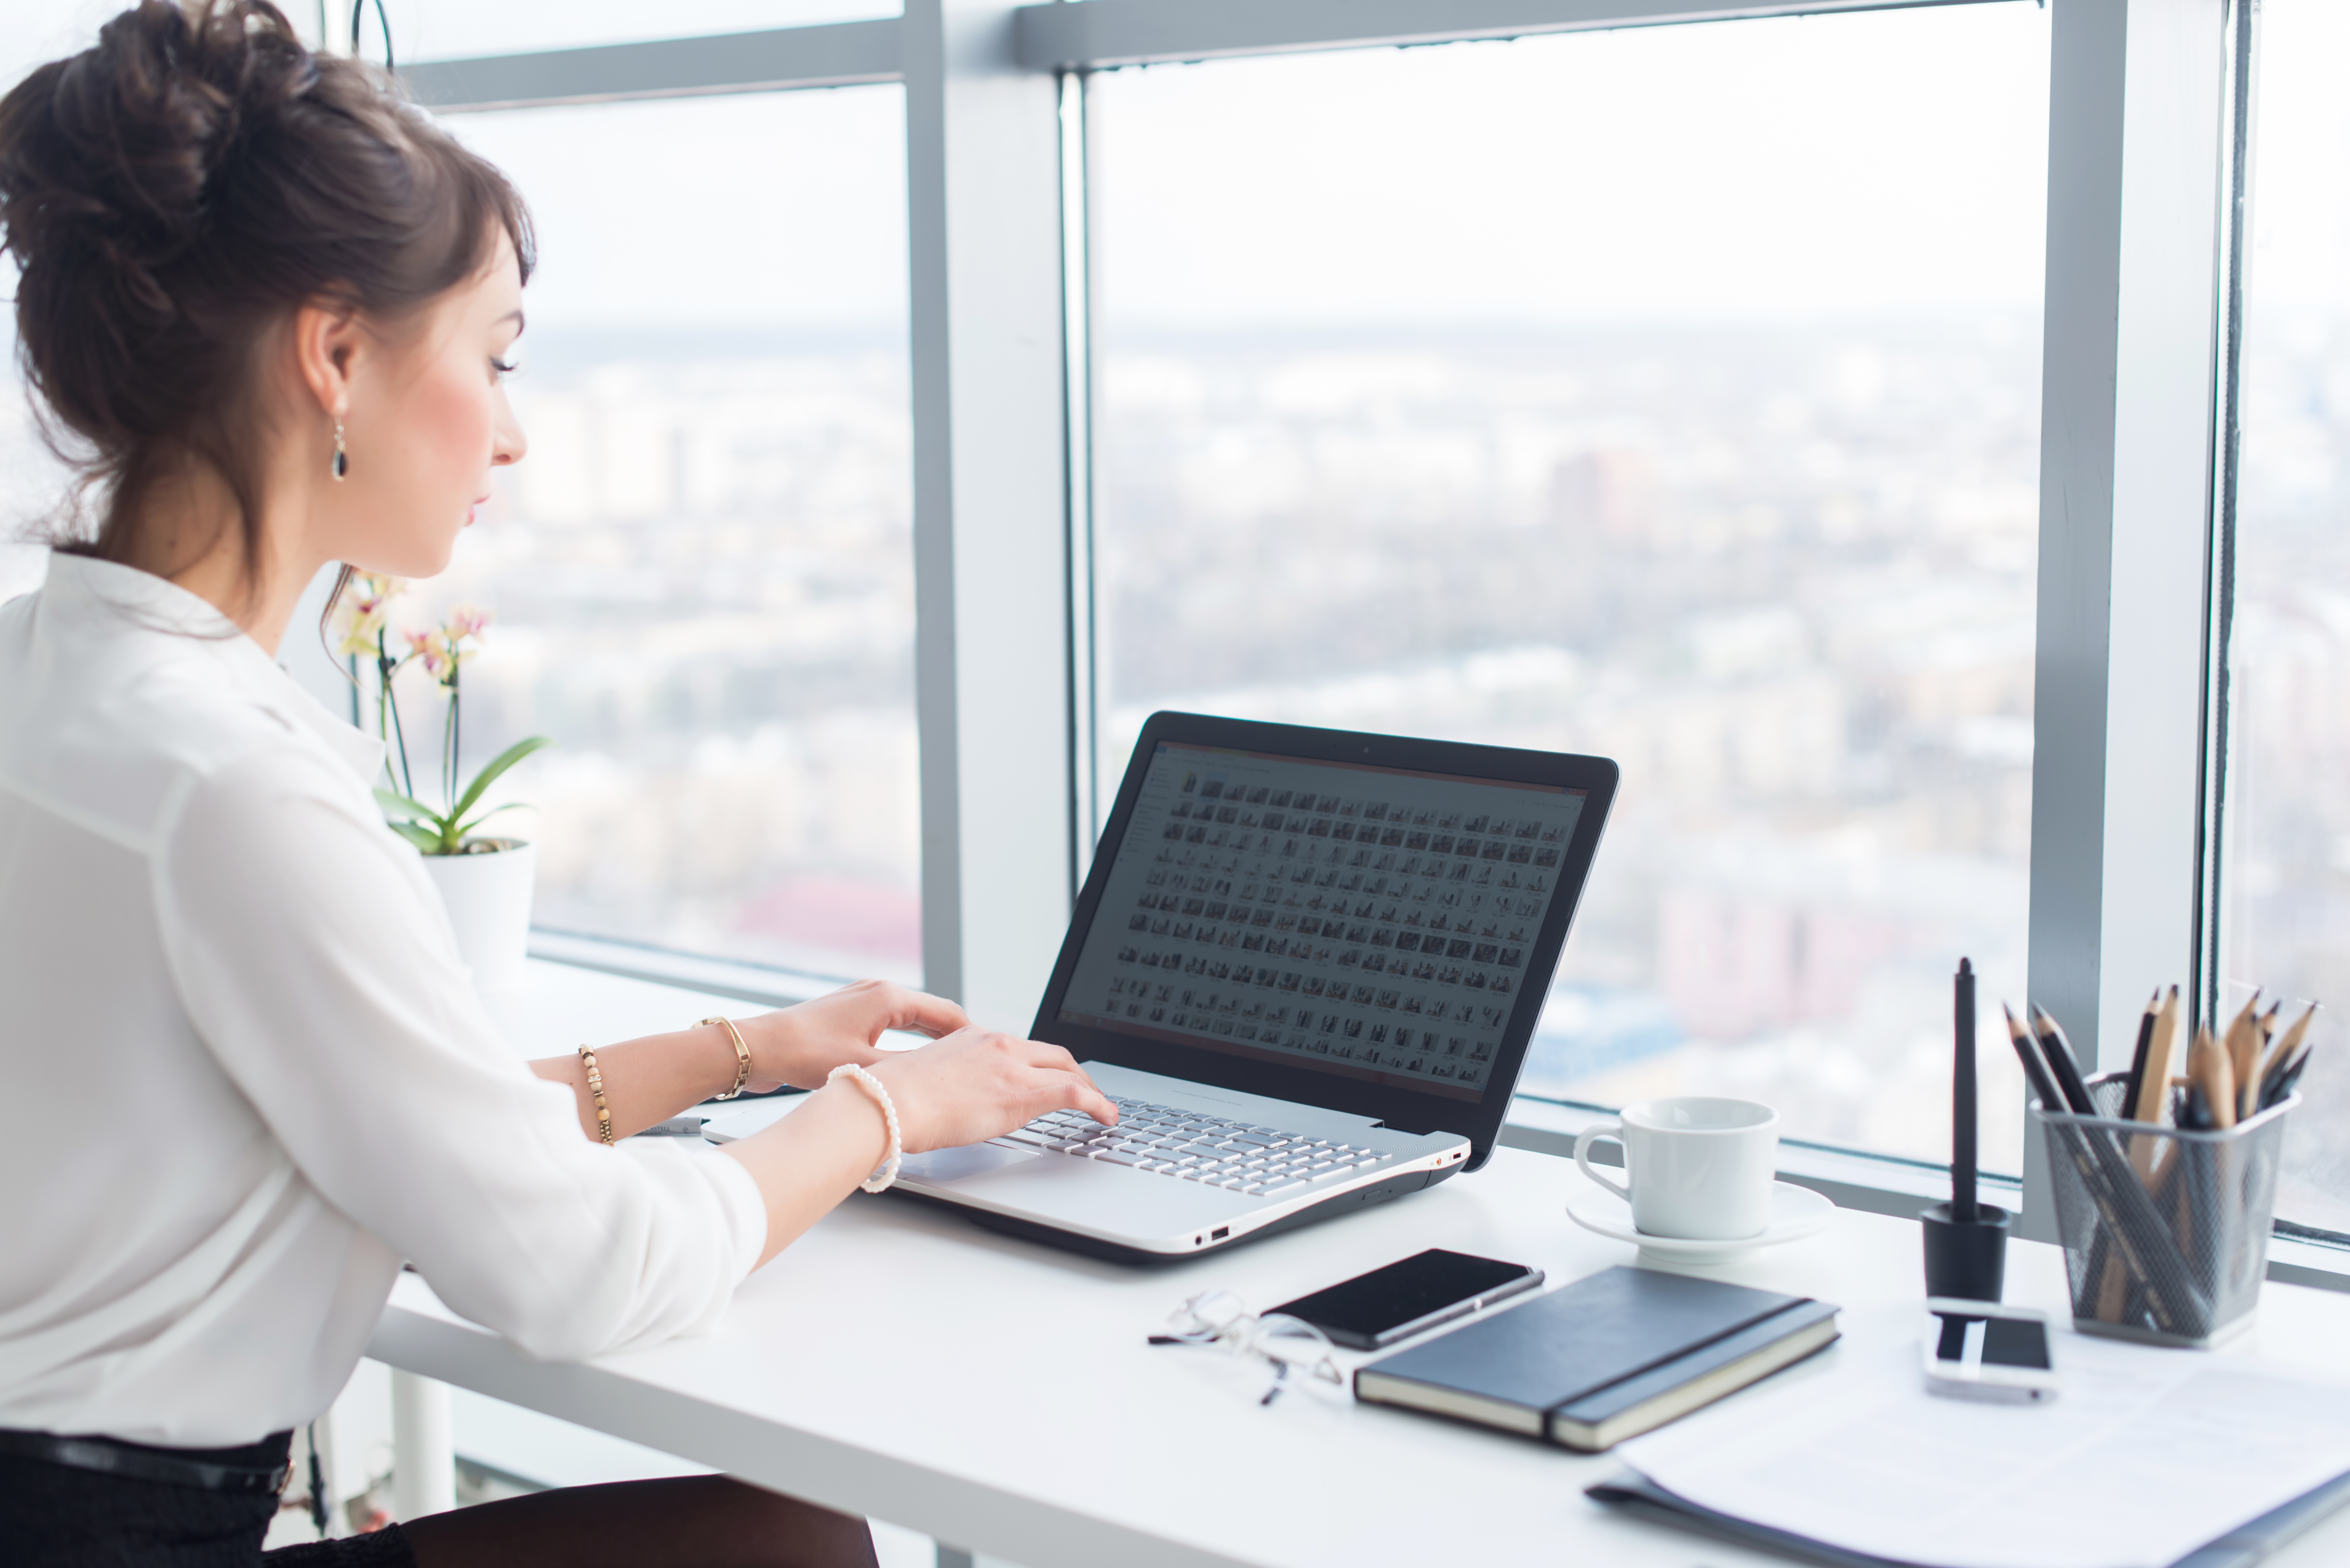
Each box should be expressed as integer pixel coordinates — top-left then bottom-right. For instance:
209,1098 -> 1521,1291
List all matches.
827,1063 -> 903,1193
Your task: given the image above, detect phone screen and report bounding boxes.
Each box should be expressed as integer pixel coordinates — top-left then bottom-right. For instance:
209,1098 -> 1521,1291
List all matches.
1931,1310 -> 2052,1370
1273,1249 -> 1538,1348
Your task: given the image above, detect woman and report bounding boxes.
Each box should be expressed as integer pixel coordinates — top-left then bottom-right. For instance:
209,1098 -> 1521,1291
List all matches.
0,4 -> 1116,1564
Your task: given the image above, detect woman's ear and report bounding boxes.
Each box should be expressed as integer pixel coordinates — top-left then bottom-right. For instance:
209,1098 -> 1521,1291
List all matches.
289,298 -> 366,420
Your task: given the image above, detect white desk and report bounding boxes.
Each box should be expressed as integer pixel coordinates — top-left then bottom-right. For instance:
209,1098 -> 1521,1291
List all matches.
368,1132 -> 2350,1568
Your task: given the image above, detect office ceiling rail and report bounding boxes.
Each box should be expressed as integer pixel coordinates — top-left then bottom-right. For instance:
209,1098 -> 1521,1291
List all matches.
1013,0 -> 1982,72
400,19 -> 904,113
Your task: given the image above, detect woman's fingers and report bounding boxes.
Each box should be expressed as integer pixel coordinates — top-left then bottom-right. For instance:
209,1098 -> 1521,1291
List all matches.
1042,1068 -> 1119,1126
824,978 -> 970,1042
865,1026 -> 1121,1151
891,987 -> 971,1040
1007,1043 -> 1115,1123
1010,1035 -> 1086,1073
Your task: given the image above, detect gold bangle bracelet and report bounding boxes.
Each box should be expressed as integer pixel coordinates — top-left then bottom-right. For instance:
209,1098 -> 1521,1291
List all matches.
703,1016 -> 752,1101
577,1045 -> 614,1145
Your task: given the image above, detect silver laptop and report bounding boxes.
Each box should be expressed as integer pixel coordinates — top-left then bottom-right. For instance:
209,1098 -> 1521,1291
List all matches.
886,712 -> 1618,1261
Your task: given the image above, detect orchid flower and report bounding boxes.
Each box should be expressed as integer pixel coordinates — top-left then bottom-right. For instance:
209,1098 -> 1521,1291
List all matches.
333,573 -> 406,659
404,627 -> 450,683
348,581 -> 549,854
371,602 -> 551,852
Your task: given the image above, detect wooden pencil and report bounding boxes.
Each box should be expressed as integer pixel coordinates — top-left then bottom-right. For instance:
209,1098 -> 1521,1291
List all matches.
2224,995 -> 2263,1124
2188,1025 -> 2236,1132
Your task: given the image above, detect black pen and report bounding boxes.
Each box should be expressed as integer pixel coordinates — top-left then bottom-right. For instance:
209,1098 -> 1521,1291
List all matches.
1954,959 -> 1977,1223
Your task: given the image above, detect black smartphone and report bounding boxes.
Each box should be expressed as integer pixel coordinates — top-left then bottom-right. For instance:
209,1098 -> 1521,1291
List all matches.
1270,1249 -> 1543,1350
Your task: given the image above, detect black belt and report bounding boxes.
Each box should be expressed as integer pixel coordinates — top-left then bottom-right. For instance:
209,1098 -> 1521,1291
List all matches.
0,1427 -> 292,1494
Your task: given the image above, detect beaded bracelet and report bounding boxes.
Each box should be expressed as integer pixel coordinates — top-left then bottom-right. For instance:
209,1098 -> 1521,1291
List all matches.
826,1063 -> 903,1193
577,1045 -> 614,1145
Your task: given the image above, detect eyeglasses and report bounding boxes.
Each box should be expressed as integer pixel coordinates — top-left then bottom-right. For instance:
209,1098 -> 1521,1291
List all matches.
1149,1289 -> 1344,1406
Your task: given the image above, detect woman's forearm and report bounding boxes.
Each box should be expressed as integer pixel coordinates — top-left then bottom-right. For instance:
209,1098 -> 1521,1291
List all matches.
718,1082 -> 892,1268
529,1023 -> 741,1142
524,993 -> 1118,1274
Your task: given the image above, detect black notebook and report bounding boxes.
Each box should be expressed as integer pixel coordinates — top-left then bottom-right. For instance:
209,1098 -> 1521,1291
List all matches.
1353,1265 -> 1840,1451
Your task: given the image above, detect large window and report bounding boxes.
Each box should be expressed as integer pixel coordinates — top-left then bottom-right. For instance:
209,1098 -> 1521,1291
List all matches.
1091,3 -> 2049,1170
4,0 -> 2315,1232
416,88 -> 921,983
2223,0 -> 2350,1235
2,3 -> 122,602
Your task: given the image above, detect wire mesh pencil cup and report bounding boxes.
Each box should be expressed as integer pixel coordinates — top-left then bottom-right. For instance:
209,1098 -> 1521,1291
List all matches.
2034,1074 -> 2297,1348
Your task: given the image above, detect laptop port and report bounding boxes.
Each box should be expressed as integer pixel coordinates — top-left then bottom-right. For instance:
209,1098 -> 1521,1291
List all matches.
1211,1226 -> 1230,1241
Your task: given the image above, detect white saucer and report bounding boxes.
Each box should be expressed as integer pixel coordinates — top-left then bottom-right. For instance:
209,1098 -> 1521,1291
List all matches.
1565,1180 -> 1836,1262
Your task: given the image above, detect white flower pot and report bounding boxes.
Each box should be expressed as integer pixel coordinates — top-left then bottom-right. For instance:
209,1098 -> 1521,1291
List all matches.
419,839 -> 536,995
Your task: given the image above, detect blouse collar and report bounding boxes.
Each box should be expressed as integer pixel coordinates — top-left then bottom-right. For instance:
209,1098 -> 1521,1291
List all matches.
42,552 -> 389,784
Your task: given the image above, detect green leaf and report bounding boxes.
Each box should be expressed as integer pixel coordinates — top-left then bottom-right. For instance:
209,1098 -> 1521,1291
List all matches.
450,735 -> 555,823
452,800 -> 531,843
386,819 -> 442,853
375,788 -> 446,827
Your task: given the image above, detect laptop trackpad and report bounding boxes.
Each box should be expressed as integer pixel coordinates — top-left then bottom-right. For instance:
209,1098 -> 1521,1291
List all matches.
900,1143 -> 1037,1183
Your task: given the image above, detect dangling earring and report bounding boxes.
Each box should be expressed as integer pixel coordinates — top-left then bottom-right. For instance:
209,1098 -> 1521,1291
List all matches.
331,418 -> 349,481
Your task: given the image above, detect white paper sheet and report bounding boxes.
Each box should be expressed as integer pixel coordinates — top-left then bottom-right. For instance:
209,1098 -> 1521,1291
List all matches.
1617,1305 -> 2350,1568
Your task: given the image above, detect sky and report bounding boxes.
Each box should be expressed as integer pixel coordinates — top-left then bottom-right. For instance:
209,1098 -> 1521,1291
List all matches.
0,0 -> 2342,326
1099,3 -> 2051,326
457,0 -> 2061,331
443,88 -> 910,336
2250,0 -> 2350,313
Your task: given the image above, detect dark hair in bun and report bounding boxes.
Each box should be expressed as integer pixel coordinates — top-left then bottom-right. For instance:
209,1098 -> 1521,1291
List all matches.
0,0 -> 532,579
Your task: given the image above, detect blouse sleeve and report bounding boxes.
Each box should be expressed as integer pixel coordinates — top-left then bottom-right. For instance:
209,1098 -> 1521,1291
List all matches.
149,744 -> 768,1362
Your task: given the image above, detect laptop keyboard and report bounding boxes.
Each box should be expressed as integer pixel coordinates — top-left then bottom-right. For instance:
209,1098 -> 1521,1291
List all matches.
985,1096 -> 1393,1197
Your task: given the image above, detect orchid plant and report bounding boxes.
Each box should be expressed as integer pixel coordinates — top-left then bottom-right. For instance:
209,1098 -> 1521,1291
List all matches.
336,574 -> 553,856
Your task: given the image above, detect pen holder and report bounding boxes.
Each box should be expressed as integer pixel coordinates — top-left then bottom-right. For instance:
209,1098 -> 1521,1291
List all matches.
1920,1200 -> 2010,1302
2035,1074 -> 2297,1349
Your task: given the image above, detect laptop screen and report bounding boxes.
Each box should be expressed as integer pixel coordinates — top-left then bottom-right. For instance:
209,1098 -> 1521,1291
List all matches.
1056,740 -> 1591,1104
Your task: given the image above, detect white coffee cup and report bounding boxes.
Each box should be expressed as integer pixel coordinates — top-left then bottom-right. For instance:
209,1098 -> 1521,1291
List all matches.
1573,1097 -> 1780,1240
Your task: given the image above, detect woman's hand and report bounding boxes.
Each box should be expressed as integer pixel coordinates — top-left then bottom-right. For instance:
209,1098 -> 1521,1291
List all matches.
718,1024 -> 1117,1268
729,980 -> 970,1094
861,1029 -> 1118,1153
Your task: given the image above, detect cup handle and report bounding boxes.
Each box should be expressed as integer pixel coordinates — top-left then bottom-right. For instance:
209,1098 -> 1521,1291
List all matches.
1575,1122 -> 1632,1203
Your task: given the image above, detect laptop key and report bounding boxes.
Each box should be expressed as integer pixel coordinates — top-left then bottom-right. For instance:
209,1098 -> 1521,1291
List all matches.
1094,1151 -> 1146,1167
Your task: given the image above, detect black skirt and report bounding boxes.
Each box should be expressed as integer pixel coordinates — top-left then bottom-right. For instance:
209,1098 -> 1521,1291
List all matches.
0,1429 -> 415,1568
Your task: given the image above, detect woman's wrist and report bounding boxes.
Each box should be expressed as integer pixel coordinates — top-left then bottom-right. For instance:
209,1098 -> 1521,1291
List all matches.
700,1015 -> 752,1100
824,1067 -> 903,1191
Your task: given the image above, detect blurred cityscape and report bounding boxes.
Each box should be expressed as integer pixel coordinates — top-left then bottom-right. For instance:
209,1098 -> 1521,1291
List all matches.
1096,315 -> 2043,1170
9,305 -> 2347,1210
2228,305 -> 2350,1236
378,326 -> 925,986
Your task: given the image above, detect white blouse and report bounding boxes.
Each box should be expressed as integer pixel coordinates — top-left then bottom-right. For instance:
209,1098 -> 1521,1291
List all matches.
0,554 -> 767,1447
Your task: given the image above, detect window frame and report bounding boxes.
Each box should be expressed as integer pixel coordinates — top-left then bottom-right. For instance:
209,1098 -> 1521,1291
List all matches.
397,0 -> 2336,1282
